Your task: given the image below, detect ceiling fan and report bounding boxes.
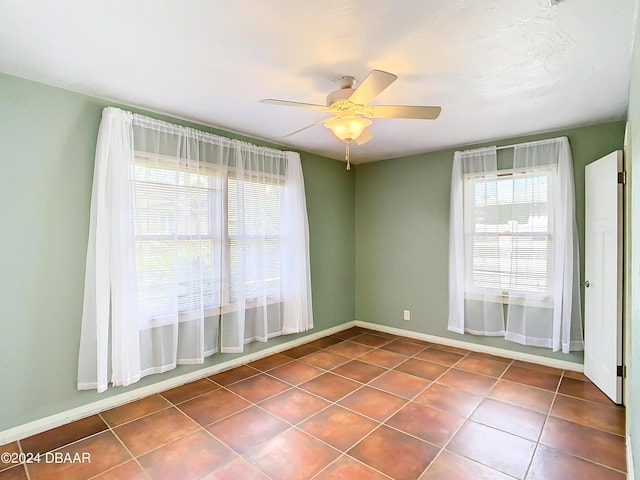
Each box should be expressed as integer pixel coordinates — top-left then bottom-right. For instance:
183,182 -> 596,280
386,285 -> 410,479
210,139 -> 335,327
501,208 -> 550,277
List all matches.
261,70 -> 441,169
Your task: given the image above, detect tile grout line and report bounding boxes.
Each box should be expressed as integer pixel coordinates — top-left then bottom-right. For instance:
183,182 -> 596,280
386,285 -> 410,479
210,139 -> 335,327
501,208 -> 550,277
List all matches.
304,340 -> 470,478
228,336 -> 507,480
89,411 -> 152,480
520,367 -> 565,480
101,403 -> 176,430
327,340 -> 509,478
419,357 -> 518,478
277,338 -> 440,478
219,352 -> 620,478
19,410 -> 153,480
255,336 -> 621,479
529,370 -> 628,475
112,391 -> 252,474
203,336 -> 620,477
308,452 -> 395,480
16,439 -> 32,480
203,350 -> 405,475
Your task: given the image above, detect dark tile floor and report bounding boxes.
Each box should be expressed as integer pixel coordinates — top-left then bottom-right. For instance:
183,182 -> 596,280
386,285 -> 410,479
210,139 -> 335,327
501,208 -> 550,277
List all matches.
0,327 -> 627,479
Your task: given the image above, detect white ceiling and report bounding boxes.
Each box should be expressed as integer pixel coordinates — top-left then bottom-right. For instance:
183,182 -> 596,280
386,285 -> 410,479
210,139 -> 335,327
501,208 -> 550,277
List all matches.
0,0 -> 637,163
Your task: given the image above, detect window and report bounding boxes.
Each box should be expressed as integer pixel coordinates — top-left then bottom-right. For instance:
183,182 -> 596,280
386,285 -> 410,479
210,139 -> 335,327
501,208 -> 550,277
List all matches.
464,168 -> 554,300
131,156 -> 284,324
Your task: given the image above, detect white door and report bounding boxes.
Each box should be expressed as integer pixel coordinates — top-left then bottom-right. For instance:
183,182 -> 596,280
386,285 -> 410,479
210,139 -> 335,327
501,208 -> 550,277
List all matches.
584,150 -> 623,404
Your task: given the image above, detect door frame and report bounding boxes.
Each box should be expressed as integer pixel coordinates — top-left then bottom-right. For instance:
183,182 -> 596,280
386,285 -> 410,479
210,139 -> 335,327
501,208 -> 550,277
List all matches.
623,123 -> 631,407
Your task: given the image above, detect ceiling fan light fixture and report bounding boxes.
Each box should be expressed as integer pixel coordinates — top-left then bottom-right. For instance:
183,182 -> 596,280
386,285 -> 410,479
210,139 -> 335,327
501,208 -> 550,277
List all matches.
324,115 -> 372,142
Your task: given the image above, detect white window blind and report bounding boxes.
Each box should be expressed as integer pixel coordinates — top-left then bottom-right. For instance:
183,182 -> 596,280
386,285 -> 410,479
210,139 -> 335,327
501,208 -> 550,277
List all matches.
227,174 -> 283,303
465,168 -> 554,297
131,157 -> 286,324
132,159 -> 224,323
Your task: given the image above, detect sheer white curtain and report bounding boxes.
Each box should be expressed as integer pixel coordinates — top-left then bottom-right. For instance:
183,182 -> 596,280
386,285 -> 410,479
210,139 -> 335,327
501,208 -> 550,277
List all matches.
78,107 -> 312,392
505,138 -> 583,352
448,146 -> 506,336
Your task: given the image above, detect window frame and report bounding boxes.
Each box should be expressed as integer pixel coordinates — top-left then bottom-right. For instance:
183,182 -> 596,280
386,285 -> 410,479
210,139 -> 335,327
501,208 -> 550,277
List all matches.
132,152 -> 285,326
463,165 -> 556,306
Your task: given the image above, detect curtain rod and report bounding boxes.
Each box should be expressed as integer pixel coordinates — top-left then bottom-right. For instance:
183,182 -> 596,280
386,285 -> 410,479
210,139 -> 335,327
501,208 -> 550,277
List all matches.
496,136 -> 565,151
496,143 -> 517,151
463,137 -> 565,154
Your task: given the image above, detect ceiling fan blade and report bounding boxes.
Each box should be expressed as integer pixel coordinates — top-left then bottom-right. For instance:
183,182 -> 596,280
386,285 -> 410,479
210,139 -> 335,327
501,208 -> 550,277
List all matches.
261,99 -> 329,111
280,118 -> 328,138
355,127 -> 373,145
367,105 -> 442,119
348,70 -> 397,106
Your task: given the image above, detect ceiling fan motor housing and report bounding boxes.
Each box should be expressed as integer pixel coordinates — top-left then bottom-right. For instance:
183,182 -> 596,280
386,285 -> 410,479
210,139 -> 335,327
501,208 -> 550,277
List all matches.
326,87 -> 355,107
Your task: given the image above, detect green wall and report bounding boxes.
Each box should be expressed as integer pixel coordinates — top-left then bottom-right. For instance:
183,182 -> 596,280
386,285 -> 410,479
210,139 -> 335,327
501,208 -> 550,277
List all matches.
355,121 -> 626,364
626,7 -> 640,473
0,74 -> 355,432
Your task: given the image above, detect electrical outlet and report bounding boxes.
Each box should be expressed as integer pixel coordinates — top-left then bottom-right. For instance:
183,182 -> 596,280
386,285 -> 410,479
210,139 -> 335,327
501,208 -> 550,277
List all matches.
403,310 -> 411,321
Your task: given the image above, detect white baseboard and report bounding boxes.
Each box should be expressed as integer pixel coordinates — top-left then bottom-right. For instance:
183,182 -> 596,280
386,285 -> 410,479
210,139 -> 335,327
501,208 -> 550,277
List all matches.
628,436 -> 636,480
0,321 -> 356,445
355,320 -> 584,372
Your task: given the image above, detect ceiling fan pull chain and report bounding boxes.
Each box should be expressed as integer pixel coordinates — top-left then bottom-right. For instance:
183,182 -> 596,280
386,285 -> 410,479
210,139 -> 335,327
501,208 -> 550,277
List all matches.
345,141 -> 351,171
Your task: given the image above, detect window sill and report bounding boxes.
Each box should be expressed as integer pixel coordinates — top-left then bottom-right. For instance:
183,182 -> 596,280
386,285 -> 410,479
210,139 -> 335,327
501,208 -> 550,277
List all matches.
145,296 -> 282,328
465,291 -> 553,308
